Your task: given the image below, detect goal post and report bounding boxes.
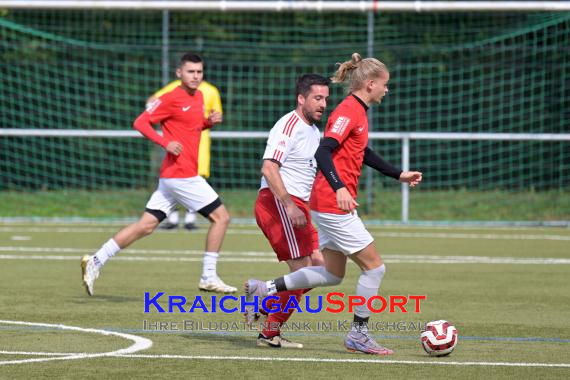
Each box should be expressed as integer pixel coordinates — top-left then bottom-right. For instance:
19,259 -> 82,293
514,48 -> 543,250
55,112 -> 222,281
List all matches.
1,1 -> 570,12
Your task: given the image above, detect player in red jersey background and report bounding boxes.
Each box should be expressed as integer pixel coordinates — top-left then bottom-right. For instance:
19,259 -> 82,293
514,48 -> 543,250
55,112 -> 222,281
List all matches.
81,53 -> 236,296
246,53 -> 422,355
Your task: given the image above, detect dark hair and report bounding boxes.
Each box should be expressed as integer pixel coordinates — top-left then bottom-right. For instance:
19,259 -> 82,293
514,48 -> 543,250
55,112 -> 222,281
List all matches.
179,52 -> 203,67
295,74 -> 330,98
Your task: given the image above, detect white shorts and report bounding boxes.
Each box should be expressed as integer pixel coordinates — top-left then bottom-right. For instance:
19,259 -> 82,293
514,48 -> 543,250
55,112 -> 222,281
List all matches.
311,210 -> 374,255
145,177 -> 219,217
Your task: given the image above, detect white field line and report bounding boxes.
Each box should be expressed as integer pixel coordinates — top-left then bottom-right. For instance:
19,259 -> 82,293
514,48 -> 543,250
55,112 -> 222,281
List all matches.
0,349 -> 568,368
1,221 -> 568,231
0,255 -> 275,263
55,353 -> 570,368
0,246 -> 273,256
1,226 -> 570,241
1,247 -> 569,264
0,320 -> 152,366
0,227 -> 264,235
0,351 -> 568,369
0,322 -> 568,368
0,251 -> 569,265
0,351 -> 73,356
377,232 -> 570,241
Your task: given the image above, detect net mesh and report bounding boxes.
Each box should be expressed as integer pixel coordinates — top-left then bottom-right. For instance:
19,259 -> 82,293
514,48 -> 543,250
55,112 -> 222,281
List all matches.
0,9 -> 569,220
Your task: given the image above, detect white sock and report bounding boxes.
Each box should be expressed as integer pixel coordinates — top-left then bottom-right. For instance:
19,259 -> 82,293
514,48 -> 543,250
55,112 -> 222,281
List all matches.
93,238 -> 121,268
167,210 -> 180,224
282,266 -> 343,292
184,210 -> 197,224
201,251 -> 219,280
354,264 -> 386,319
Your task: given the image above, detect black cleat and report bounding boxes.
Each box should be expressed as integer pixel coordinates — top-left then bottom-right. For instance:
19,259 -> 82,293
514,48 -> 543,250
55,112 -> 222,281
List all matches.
159,222 -> 179,230
184,223 -> 198,230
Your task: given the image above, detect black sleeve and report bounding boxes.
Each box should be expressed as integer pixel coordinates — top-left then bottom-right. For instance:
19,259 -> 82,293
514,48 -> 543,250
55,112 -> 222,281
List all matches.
314,137 -> 345,192
363,147 -> 402,180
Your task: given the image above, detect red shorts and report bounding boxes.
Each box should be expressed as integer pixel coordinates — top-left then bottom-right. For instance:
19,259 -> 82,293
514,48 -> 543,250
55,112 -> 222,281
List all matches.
255,188 -> 318,262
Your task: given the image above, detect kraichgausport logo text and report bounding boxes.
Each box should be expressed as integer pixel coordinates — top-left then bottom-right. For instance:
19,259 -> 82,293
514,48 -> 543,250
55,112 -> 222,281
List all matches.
144,292 -> 426,314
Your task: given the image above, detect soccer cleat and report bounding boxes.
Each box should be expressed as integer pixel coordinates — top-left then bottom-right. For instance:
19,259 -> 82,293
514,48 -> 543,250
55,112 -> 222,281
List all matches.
184,222 -> 198,230
198,277 -> 237,293
81,255 -> 100,296
244,279 -> 269,300
243,302 -> 268,327
244,279 -> 269,324
159,221 -> 178,230
257,334 -> 303,349
344,331 -> 394,355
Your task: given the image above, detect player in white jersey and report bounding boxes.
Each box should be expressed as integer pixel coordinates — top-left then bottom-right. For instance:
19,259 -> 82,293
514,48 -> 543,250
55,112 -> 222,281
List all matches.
260,110 -> 320,202
248,74 -> 330,349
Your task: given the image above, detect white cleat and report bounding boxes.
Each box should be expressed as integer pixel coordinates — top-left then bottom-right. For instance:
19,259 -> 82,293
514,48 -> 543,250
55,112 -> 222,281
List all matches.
243,279 -> 269,327
198,277 -> 237,294
244,303 -> 268,328
81,255 -> 100,296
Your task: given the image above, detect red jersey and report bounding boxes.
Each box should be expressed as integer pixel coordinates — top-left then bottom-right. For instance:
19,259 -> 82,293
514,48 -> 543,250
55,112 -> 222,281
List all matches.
310,95 -> 369,214
133,86 -> 210,178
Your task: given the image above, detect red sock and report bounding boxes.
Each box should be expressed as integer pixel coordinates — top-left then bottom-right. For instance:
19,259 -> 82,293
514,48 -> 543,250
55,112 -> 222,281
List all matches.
262,289 -> 308,338
259,288 -> 312,317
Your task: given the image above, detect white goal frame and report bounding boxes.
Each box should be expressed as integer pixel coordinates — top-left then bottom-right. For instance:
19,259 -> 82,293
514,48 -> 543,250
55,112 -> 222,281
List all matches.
0,1 -> 569,12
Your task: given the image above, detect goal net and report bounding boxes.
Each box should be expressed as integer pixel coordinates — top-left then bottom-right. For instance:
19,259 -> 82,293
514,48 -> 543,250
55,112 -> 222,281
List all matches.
1,7 -> 568,221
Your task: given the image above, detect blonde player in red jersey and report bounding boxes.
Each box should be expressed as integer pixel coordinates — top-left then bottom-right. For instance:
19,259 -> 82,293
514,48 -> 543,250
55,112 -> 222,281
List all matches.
81,53 -> 236,296
249,74 -> 330,349
246,53 -> 422,355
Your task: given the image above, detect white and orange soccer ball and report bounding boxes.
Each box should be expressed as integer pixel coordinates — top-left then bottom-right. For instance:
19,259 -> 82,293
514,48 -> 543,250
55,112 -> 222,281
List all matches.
420,320 -> 458,356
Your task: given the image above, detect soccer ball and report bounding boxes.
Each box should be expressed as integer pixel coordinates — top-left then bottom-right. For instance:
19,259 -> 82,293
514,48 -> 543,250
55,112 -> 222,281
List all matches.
420,320 -> 458,356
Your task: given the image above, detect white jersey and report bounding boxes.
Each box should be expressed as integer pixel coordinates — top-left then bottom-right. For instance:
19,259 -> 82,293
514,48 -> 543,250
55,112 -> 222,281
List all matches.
260,110 -> 320,201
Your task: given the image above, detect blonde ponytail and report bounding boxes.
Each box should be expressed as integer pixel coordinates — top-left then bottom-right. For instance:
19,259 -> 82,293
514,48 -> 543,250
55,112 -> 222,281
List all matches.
331,52 -> 388,93
331,53 -> 362,83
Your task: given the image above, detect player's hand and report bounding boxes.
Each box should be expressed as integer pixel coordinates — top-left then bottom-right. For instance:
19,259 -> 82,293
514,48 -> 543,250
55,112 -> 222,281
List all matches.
336,187 -> 359,213
284,202 -> 307,228
208,111 -> 223,125
399,171 -> 423,187
166,141 -> 183,156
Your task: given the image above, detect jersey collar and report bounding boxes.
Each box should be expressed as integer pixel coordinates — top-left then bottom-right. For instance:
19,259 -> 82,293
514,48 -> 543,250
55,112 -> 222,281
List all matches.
350,93 -> 369,111
293,110 -> 315,128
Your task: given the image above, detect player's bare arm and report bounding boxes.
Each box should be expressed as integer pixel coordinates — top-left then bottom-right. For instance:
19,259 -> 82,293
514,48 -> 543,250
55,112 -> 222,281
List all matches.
261,159 -> 307,227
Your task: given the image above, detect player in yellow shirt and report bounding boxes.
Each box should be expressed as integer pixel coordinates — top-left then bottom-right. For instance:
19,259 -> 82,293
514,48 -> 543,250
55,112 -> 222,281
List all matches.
147,80 -> 223,230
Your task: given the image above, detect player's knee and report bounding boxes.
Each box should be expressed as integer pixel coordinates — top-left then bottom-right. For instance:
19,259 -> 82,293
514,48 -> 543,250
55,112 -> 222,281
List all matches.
211,208 -> 230,226
138,220 -> 158,236
219,210 -> 231,226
